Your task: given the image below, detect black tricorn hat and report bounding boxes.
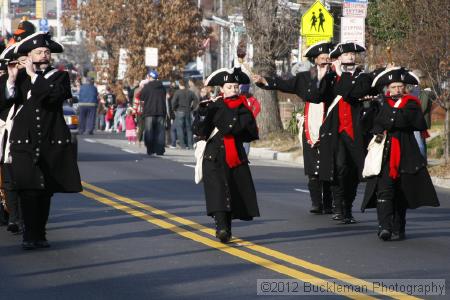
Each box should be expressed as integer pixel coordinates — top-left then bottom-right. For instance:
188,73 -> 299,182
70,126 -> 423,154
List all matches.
15,32 -> 64,55
329,42 -> 365,58
304,41 -> 333,58
371,67 -> 420,88
0,44 -> 18,60
0,44 -> 19,70
205,67 -> 250,87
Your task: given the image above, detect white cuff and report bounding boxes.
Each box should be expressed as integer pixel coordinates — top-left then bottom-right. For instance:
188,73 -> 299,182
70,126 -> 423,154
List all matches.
31,73 -> 38,84
5,81 -> 15,98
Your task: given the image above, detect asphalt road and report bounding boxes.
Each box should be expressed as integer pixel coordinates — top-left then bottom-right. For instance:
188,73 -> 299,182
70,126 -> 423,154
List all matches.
0,134 -> 449,300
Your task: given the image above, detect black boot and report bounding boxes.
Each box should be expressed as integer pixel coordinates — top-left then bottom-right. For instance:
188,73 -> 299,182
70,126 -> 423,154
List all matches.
330,184 -> 343,220
378,227 -> 392,241
214,212 -> 231,243
376,199 -> 394,240
322,181 -> 333,214
392,205 -> 407,241
308,177 -> 323,214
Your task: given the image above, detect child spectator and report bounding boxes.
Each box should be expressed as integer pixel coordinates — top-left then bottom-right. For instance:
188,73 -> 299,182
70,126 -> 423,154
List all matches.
125,108 -> 137,144
105,105 -> 115,132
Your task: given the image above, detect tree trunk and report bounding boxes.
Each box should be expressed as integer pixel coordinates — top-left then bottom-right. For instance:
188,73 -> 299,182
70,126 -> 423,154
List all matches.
252,53 -> 283,138
445,103 -> 449,163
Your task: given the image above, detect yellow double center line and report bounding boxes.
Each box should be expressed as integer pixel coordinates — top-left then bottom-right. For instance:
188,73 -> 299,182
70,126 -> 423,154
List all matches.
81,181 -> 420,300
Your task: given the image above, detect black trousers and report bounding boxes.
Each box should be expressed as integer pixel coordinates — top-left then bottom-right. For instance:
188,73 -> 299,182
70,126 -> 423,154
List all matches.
2,164 -> 22,226
18,190 -> 53,242
144,116 -> 166,155
331,132 -> 359,217
308,176 -> 332,210
376,164 -> 407,233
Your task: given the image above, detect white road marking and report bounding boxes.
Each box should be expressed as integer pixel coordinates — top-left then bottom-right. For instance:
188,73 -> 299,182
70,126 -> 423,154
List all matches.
84,138 -> 97,143
183,164 -> 196,168
121,148 -> 138,154
295,188 -> 310,194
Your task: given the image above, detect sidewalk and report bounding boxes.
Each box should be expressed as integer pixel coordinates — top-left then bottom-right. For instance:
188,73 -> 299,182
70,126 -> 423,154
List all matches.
249,146 -> 450,190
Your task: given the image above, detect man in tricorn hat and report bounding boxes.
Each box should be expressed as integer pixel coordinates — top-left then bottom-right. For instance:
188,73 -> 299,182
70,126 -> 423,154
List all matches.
0,21 -> 37,235
309,42 -> 375,224
361,67 -> 439,241
253,41 -> 334,215
1,32 -> 82,250
193,66 -> 259,243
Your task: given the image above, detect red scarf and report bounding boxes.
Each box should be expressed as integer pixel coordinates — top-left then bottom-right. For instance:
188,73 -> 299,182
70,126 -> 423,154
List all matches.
386,94 -> 426,179
222,95 -> 252,168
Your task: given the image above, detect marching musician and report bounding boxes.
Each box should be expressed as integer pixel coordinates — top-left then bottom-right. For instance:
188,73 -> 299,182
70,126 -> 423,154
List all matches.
193,67 -> 259,243
253,41 -> 334,215
361,67 -> 439,241
0,32 -> 82,250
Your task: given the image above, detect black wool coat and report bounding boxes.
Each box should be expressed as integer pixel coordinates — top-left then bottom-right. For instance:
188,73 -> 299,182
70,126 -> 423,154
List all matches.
306,70 -> 375,182
361,97 -> 439,211
256,69 -> 326,176
193,96 -> 260,220
0,67 -> 82,193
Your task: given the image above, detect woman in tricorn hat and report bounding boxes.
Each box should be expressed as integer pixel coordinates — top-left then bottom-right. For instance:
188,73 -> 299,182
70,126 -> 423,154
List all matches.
361,67 -> 439,241
193,66 -> 260,243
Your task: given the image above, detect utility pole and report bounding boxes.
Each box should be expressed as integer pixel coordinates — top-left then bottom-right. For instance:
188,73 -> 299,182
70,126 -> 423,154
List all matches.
1,0 -> 9,36
219,0 -> 224,68
56,0 -> 62,41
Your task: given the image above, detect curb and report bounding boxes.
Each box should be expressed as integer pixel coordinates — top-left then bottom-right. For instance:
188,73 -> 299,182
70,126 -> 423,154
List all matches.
432,177 -> 450,190
249,147 -> 304,166
250,147 -> 449,190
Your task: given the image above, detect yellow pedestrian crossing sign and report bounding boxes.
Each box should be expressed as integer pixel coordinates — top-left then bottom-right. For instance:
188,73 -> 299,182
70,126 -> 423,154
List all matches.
301,0 -> 334,38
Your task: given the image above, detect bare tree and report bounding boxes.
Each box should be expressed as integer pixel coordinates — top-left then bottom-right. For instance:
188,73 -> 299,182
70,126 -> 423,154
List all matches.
367,0 -> 449,161
64,0 -> 206,84
241,0 -> 300,137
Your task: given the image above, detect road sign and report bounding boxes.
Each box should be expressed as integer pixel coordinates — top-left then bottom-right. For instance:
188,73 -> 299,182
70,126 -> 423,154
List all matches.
145,47 -> 158,67
117,48 -> 128,80
305,36 -> 331,46
342,2 -> 367,17
35,0 -> 44,19
301,0 -> 334,38
39,18 -> 49,32
340,17 -> 365,46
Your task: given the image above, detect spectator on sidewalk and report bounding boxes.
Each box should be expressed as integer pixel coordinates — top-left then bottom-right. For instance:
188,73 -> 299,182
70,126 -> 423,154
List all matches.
78,77 -> 98,135
96,98 -> 107,131
166,81 -> 178,148
189,78 -> 201,112
113,85 -> 127,133
140,70 -> 167,155
125,108 -> 137,144
172,79 -> 197,149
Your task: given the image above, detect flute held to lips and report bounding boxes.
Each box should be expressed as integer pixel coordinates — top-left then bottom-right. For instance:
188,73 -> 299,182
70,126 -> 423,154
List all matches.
7,60 -> 49,66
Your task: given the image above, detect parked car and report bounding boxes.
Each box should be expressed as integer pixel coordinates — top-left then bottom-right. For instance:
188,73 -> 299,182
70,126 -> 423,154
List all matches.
183,69 -> 203,81
63,102 -> 79,159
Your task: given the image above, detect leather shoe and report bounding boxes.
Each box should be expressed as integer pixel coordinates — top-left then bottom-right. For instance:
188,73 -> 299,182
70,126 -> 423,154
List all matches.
341,217 -> 357,224
378,229 -> 392,241
309,207 -> 322,214
391,231 -> 405,241
216,229 -> 231,244
7,223 -> 19,233
35,240 -> 51,248
323,209 -> 333,214
22,241 -> 37,250
331,213 -> 343,221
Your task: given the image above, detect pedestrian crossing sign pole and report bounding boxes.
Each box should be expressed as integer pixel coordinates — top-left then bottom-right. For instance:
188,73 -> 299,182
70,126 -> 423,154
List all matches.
301,0 -> 334,46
